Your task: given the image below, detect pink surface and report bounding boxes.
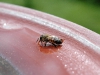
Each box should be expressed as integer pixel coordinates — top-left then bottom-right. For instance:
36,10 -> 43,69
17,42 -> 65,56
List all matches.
0,3 -> 100,75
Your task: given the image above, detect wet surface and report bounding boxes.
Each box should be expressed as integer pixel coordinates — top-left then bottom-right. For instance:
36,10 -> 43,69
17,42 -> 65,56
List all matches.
0,3 -> 100,75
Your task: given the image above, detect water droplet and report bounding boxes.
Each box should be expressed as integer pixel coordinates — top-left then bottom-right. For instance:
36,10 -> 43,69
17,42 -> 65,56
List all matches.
72,71 -> 75,74
57,56 -> 59,58
74,51 -> 77,54
69,68 -> 73,70
65,64 -> 67,67
83,51 -> 86,53
3,23 -> 7,26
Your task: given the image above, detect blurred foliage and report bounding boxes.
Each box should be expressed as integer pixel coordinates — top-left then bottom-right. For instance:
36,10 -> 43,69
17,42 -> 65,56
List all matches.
77,0 -> 100,4
0,0 -> 100,34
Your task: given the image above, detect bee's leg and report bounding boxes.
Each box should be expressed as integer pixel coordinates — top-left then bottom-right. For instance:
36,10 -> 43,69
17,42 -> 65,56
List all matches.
52,43 -> 56,47
44,42 -> 47,46
41,41 -> 43,46
36,39 -> 40,45
36,38 -> 39,43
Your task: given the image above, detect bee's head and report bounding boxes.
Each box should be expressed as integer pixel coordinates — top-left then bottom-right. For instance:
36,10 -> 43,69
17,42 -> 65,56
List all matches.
54,39 -> 63,44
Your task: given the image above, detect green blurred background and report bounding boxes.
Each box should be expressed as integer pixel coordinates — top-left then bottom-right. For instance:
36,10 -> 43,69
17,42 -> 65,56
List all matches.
0,0 -> 100,34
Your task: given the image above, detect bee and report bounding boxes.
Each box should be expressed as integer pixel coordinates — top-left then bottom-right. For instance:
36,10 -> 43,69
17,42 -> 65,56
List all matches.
37,34 -> 63,47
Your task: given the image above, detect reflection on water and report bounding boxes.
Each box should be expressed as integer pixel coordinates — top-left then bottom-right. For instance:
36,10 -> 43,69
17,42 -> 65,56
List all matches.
38,44 -> 62,54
